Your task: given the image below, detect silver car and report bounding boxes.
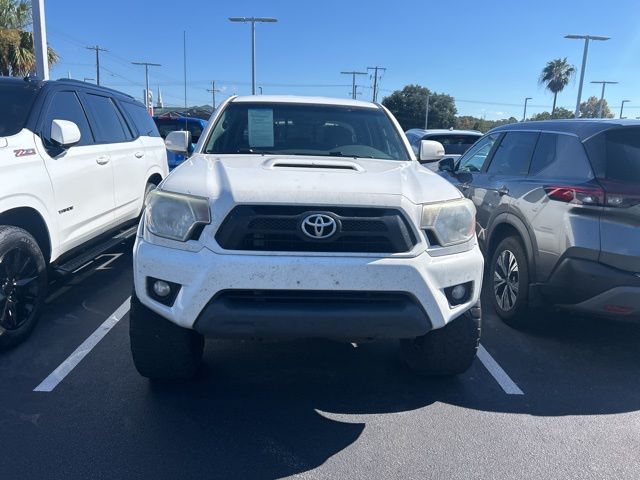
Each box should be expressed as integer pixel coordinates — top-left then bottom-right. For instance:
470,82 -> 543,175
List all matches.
437,119 -> 640,326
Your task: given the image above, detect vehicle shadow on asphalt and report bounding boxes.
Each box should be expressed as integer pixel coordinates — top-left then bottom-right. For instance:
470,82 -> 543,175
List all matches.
140,311 -> 640,480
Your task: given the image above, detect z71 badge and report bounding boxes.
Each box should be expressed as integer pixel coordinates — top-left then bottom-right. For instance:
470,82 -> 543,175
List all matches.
13,148 -> 37,157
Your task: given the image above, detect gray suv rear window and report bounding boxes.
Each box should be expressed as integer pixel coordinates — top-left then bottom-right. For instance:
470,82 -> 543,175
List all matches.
529,133 -> 594,180
585,127 -> 640,184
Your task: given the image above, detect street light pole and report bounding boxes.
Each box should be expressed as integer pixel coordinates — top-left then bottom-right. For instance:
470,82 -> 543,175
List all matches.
620,100 -> 630,119
565,34 -> 610,118
132,61 -> 162,111
522,97 -> 532,121
31,0 -> 49,80
590,80 -> 618,118
229,17 -> 278,95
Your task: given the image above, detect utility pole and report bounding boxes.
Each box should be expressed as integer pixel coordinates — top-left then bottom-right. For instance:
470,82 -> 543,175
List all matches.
367,66 -> 387,102
522,97 -> 532,121
86,45 -> 108,86
132,61 -> 162,112
565,34 -> 610,118
620,100 -> 630,119
424,94 -> 430,129
590,80 -> 618,118
31,0 -> 49,80
341,71 -> 367,99
207,80 -> 222,109
229,17 -> 278,95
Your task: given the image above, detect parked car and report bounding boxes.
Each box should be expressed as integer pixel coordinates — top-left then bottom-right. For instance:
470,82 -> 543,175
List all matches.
437,119 -> 640,326
129,95 -> 484,380
153,116 -> 207,169
405,128 -> 482,171
0,76 -> 168,349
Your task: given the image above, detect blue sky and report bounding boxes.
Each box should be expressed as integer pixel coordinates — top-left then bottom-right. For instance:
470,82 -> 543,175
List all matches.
45,0 -> 640,120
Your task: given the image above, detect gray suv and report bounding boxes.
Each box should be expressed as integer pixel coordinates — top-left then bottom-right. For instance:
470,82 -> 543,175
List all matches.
438,120 -> 640,327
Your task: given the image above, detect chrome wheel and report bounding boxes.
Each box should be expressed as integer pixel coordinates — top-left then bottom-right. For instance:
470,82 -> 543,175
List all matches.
493,249 -> 519,312
0,247 -> 42,331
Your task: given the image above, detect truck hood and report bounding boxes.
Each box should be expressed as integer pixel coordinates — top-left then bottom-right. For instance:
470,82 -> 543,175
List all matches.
161,154 -> 462,206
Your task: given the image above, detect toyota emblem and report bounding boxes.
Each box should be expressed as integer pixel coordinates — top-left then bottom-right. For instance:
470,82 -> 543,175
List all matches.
301,213 -> 338,239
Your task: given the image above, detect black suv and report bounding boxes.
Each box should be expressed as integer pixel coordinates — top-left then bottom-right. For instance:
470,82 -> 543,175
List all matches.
438,120 -> 640,326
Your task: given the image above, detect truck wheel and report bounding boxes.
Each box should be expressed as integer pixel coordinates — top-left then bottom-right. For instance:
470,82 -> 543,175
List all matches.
489,236 -> 532,328
129,293 -> 204,380
400,302 -> 481,376
0,226 -> 48,350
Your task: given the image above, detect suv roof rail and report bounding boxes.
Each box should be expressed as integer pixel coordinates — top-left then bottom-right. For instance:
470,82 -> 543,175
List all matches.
55,78 -> 135,100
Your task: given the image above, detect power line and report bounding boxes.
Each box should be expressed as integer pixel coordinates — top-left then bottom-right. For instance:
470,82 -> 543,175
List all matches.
340,71 -> 367,99
367,66 -> 386,102
207,80 -> 222,109
85,45 -> 108,85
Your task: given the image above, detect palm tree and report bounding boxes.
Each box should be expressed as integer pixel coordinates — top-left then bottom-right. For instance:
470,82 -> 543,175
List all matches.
0,0 -> 58,77
539,58 -> 575,115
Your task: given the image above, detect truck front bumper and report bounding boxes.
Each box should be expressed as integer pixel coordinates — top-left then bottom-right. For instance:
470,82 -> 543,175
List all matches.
133,238 -> 484,339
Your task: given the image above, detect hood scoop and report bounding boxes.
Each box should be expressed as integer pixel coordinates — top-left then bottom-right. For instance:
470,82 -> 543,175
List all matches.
266,158 -> 363,172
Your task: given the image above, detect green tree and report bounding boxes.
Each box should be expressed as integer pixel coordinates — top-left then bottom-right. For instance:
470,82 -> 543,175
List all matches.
382,84 -> 457,130
539,58 -> 575,115
0,0 -> 58,77
529,107 -> 574,121
580,96 -> 613,118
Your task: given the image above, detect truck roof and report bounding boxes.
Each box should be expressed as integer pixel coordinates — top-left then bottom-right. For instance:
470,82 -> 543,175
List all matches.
231,95 -> 379,109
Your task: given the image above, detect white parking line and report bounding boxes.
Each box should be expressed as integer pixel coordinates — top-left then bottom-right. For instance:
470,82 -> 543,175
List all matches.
34,297 -> 131,393
477,344 -> 524,395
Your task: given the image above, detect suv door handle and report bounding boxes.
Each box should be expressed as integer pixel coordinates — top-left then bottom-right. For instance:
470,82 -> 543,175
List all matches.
498,186 -> 509,196
96,156 -> 110,165
135,151 -> 145,158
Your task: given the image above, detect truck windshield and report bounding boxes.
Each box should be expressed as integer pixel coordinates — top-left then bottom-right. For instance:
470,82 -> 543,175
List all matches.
0,82 -> 39,137
203,102 -> 410,161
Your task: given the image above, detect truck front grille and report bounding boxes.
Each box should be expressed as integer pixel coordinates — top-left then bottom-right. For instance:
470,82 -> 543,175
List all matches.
215,205 -> 417,253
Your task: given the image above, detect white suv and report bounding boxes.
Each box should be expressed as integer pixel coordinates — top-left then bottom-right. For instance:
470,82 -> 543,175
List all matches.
130,95 -> 484,379
0,77 -> 168,349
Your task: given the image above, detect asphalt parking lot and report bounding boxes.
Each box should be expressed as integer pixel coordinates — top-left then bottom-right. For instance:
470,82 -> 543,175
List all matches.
2,239 -> 640,480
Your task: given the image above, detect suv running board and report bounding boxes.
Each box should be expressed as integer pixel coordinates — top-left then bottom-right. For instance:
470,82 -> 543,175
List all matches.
53,226 -> 137,275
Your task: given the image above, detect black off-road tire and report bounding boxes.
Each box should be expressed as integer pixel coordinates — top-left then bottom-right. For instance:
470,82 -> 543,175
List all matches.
0,226 -> 48,351
400,302 -> 481,376
129,293 -> 204,380
489,236 -> 533,329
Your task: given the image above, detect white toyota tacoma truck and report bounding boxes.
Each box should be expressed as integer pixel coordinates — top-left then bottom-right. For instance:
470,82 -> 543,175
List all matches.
131,95 -> 484,379
0,77 -> 167,349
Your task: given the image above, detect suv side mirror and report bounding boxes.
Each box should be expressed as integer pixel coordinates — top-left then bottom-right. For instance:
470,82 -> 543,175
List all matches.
51,119 -> 81,148
418,140 -> 445,163
438,157 -> 456,173
165,130 -> 192,154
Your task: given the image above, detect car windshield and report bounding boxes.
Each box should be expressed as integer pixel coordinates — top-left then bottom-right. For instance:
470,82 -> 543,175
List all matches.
0,82 -> 39,137
203,102 -> 410,160
427,134 -> 481,155
154,118 -> 204,143
585,127 -> 640,184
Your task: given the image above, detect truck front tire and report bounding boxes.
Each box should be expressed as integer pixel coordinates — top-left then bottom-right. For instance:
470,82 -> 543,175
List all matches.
400,302 -> 481,376
129,293 -> 204,380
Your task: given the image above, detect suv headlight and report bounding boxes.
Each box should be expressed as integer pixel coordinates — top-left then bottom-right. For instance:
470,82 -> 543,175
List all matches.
421,199 -> 476,247
145,190 -> 211,242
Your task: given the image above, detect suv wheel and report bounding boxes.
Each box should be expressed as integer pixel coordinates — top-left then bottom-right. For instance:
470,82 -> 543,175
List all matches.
129,294 -> 204,380
489,236 -> 532,328
0,226 -> 48,350
400,302 -> 481,376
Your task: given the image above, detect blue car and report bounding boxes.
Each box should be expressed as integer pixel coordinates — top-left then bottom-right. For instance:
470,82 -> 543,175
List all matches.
153,116 -> 208,169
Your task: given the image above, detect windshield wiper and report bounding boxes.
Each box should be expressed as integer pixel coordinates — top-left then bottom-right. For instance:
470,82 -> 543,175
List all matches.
234,148 -> 272,155
329,151 -> 374,159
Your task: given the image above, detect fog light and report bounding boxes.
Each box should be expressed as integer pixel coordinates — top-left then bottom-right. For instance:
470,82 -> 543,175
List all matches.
153,280 -> 171,297
451,284 -> 467,302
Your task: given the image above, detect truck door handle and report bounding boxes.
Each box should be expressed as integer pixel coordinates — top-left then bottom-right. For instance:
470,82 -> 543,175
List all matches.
96,156 -> 110,165
135,151 -> 144,158
498,186 -> 509,196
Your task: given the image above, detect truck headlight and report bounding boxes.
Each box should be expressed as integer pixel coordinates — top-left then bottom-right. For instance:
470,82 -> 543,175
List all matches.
145,190 -> 211,242
421,199 -> 476,247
